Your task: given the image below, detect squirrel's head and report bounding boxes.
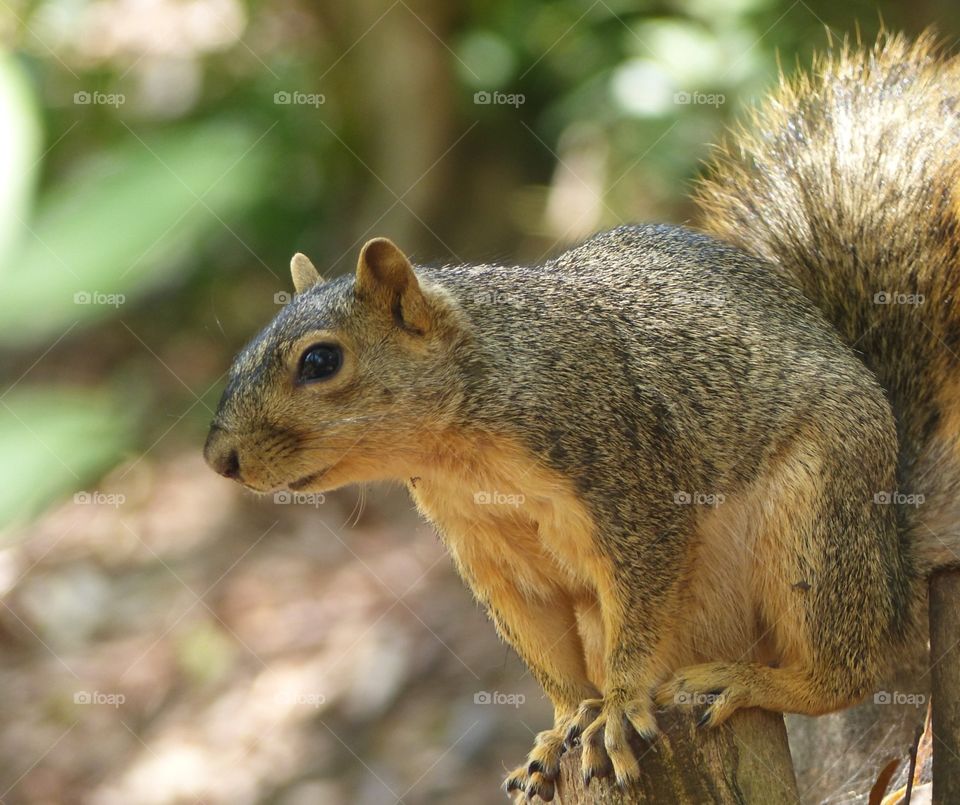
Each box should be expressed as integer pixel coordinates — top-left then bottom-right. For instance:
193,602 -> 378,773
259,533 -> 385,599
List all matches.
203,238 -> 469,493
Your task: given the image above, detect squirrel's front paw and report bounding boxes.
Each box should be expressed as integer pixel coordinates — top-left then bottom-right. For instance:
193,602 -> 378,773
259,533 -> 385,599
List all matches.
502,726 -> 567,802
565,694 -> 659,788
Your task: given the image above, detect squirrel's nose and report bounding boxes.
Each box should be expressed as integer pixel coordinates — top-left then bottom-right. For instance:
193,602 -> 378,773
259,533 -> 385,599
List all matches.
217,448 -> 241,479
204,425 -> 242,481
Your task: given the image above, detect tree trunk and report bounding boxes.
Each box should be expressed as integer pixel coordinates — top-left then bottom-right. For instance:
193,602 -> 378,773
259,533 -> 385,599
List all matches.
930,569 -> 960,805
554,708 -> 799,804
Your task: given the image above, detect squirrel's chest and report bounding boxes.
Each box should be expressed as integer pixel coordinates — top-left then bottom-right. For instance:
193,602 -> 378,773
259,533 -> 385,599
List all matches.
408,442 -> 603,602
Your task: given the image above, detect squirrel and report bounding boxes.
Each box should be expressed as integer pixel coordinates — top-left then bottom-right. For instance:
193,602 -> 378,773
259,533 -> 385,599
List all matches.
204,31 -> 960,802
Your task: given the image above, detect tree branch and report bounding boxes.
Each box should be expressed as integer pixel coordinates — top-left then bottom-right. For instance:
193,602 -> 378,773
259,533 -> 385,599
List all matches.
929,569 -> 960,805
554,708 -> 799,804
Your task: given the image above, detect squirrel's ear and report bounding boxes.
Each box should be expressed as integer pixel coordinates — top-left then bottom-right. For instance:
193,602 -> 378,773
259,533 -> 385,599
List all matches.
290,253 -> 323,295
355,237 -> 430,333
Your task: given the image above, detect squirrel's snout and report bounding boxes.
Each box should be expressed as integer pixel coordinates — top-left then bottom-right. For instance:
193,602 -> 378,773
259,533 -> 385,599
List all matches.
204,425 -> 242,481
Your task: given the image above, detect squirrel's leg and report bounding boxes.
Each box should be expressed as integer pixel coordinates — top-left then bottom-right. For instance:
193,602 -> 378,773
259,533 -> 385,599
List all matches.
656,450 -> 902,728
654,585 -> 889,727
491,590 -> 599,801
654,661 -> 873,728
565,550 -> 684,787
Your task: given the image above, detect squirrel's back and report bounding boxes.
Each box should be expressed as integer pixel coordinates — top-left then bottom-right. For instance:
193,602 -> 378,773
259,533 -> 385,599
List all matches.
697,31 -> 960,572
420,223 -> 893,520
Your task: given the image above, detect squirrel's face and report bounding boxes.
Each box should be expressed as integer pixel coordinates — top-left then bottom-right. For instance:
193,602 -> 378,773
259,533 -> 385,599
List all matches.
204,238 -> 467,493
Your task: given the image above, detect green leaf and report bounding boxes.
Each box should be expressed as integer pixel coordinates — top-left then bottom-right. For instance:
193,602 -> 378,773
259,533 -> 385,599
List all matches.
0,121 -> 273,347
0,54 -> 41,268
0,387 -> 137,530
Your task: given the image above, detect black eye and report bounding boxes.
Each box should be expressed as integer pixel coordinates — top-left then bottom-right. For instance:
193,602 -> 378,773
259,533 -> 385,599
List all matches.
298,344 -> 342,383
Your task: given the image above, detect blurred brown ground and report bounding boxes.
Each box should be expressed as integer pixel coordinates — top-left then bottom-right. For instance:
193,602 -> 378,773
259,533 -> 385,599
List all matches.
1,454 -> 551,804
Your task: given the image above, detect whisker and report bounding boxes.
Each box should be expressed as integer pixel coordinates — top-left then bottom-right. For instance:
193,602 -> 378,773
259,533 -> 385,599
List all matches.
344,485 -> 367,529
294,414 -> 390,433
295,432 -> 432,447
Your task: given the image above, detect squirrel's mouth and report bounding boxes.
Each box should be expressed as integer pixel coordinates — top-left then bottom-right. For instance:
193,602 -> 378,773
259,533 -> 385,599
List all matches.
288,467 -> 331,490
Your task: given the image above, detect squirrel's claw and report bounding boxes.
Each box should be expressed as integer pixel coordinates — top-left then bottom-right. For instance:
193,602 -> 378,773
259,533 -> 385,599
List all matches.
580,717 -> 614,786
577,695 -> 657,789
525,773 -> 555,802
503,725 -> 567,802
605,707 -> 643,786
504,767 -> 526,794
563,697 -> 603,748
503,767 -> 555,803
526,729 -> 565,779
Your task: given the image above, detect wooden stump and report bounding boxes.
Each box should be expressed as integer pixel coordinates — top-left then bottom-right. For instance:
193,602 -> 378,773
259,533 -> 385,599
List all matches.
929,569 -> 960,805
554,708 -> 799,804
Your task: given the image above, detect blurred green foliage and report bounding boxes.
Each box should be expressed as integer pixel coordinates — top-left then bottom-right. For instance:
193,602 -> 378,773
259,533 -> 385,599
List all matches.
1,0 -> 959,530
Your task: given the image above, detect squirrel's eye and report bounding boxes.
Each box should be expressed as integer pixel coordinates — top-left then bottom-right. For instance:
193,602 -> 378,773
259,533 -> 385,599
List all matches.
298,344 -> 342,383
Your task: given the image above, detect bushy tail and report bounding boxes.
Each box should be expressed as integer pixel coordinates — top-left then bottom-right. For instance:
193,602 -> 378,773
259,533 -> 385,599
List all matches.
696,31 -> 960,573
